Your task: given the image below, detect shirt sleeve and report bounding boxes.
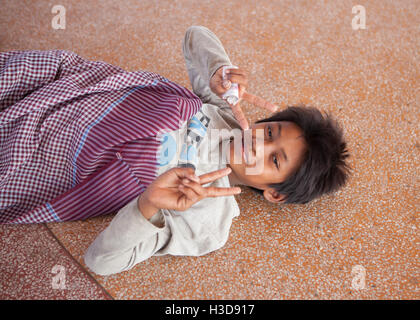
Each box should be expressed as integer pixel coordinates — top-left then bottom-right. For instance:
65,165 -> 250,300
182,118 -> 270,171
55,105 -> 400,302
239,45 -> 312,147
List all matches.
83,196 -> 170,276
182,25 -> 232,86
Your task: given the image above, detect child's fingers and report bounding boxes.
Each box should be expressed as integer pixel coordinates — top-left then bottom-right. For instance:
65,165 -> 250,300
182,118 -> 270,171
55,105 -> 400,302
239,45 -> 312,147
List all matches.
241,91 -> 278,112
211,78 -> 230,96
197,167 -> 232,185
230,102 -> 249,130
222,80 -> 232,89
225,67 -> 246,76
223,67 -> 247,90
226,73 -> 247,85
238,85 -> 246,100
180,179 -> 241,200
174,167 -> 200,183
180,178 -> 206,197
204,186 -> 242,197
178,184 -> 199,203
226,73 -> 248,87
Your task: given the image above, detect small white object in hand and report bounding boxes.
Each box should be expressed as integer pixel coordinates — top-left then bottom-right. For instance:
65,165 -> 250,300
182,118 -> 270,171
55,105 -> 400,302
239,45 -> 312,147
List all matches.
222,66 -> 239,105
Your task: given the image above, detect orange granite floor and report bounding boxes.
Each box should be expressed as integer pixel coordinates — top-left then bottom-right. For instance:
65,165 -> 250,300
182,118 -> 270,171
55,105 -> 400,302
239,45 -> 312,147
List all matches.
0,0 -> 418,299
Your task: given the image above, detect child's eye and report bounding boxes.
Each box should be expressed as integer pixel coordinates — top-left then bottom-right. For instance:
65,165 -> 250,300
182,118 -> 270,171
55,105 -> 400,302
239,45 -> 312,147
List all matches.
273,155 -> 279,169
268,126 -> 279,169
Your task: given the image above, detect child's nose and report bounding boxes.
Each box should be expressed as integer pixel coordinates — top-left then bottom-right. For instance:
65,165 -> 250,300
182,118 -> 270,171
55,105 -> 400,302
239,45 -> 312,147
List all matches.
251,129 -> 265,161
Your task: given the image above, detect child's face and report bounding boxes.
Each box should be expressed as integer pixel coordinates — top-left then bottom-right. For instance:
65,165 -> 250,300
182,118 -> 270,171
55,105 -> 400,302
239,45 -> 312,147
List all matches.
228,121 -> 307,203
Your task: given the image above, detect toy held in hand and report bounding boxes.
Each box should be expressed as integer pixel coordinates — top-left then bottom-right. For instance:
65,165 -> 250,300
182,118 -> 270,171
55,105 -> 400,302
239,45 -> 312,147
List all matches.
222,65 -> 239,105
209,65 -> 279,130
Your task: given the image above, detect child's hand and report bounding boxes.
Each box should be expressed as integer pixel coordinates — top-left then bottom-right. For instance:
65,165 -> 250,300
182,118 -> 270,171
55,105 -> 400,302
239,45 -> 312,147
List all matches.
210,66 -> 279,130
210,66 -> 248,101
138,167 -> 241,219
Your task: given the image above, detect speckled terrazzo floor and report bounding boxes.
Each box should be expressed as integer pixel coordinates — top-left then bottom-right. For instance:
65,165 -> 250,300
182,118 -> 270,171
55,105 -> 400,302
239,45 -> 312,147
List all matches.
0,0 -> 418,299
0,223 -> 111,299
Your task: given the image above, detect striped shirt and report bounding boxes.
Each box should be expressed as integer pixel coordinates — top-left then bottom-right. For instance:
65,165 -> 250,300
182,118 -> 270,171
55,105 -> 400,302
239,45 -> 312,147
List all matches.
0,49 -> 202,224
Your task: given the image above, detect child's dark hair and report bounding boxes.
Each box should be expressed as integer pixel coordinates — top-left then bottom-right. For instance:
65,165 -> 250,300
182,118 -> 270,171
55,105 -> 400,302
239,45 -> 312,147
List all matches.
250,105 -> 351,204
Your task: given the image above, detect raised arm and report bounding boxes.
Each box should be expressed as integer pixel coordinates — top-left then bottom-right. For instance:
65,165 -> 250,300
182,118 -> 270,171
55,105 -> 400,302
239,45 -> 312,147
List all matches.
182,26 -> 232,88
182,26 -> 278,130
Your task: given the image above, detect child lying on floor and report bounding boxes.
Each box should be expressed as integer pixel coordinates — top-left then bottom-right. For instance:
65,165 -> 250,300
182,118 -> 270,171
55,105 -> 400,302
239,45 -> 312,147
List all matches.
84,26 -> 351,275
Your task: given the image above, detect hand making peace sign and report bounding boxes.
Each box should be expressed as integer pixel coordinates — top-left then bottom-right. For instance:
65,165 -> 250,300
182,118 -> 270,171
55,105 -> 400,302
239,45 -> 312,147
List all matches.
138,167 -> 241,219
209,66 -> 279,130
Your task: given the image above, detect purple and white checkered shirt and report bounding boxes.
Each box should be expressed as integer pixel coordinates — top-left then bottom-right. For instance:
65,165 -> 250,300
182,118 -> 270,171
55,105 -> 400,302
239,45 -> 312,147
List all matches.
0,50 -> 202,224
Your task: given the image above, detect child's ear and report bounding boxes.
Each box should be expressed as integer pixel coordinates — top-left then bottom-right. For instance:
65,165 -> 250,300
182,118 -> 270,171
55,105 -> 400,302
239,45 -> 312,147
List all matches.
263,188 -> 287,204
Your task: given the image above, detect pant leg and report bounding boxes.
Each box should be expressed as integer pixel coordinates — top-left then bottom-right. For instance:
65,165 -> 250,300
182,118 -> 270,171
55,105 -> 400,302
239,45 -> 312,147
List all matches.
182,26 -> 232,107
